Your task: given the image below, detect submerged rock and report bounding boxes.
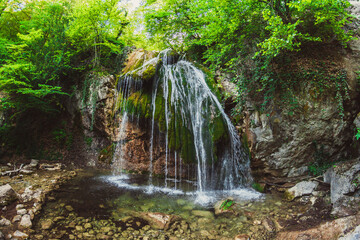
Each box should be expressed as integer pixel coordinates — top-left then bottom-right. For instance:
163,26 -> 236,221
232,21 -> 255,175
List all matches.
191,210 -> 214,219
138,212 -> 179,230
0,184 -> 18,206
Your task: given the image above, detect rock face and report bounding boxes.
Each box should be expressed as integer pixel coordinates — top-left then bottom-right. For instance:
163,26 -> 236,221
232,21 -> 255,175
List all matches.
236,39 -> 360,181
324,159 -> 360,216
68,73 -> 116,167
0,184 -> 18,206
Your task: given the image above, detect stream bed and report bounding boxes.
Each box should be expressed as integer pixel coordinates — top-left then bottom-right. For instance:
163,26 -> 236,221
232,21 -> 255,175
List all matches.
31,169 -> 308,240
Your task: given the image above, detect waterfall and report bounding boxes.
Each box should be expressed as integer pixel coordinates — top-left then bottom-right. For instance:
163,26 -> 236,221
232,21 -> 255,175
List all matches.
112,50 -> 252,194
112,75 -> 142,175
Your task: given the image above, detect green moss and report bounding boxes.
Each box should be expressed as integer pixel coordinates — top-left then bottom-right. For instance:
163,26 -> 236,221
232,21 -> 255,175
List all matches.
210,115 -> 228,142
242,133 -> 250,156
283,190 -> 295,201
180,127 -> 196,164
141,64 -> 156,81
125,91 -> 152,118
154,93 -> 166,132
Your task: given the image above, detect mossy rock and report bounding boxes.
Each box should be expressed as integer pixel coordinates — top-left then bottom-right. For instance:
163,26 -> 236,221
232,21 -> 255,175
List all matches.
283,190 -> 295,201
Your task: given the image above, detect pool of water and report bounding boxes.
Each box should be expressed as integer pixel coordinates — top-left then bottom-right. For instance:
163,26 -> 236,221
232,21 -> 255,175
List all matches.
33,170 -> 292,239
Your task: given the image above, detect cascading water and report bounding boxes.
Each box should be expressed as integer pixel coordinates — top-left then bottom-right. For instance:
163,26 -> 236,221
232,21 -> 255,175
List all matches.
112,74 -> 142,175
111,50 -> 254,204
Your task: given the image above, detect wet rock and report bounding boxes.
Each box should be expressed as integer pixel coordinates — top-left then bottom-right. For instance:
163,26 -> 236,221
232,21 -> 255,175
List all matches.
41,219 -> 53,230
284,181 -> 318,201
0,218 -> 11,226
234,234 -> 250,240
0,184 -> 18,206
139,212 -> 180,230
65,205 -> 74,211
19,214 -> 32,228
191,210 -> 214,219
13,230 -> 28,238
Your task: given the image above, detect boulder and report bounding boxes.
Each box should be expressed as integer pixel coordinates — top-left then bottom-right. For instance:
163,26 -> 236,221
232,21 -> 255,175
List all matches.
138,212 -> 179,230
323,159 -> 360,216
0,184 -> 18,206
284,181 -> 319,201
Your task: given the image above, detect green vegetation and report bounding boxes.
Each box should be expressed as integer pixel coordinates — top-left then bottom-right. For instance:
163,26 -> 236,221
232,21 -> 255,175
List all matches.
0,0 -> 131,153
143,0 -> 354,113
0,0 -> 356,158
356,128 -> 360,140
220,199 -> 234,211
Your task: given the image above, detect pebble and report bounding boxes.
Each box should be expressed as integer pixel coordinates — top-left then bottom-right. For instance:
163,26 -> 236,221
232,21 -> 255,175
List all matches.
13,230 -> 28,238
19,214 -> 32,228
12,215 -> 21,223
0,218 -> 11,226
17,209 -> 27,215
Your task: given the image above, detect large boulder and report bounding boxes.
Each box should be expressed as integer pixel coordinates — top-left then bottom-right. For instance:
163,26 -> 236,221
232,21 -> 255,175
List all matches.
323,159 -> 360,216
284,181 -> 319,201
0,184 -> 18,206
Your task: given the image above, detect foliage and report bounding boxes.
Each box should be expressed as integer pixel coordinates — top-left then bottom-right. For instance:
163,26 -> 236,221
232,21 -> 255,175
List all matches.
220,199 -> 234,211
143,0 -> 355,113
0,0 -> 131,154
356,128 -> 360,140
